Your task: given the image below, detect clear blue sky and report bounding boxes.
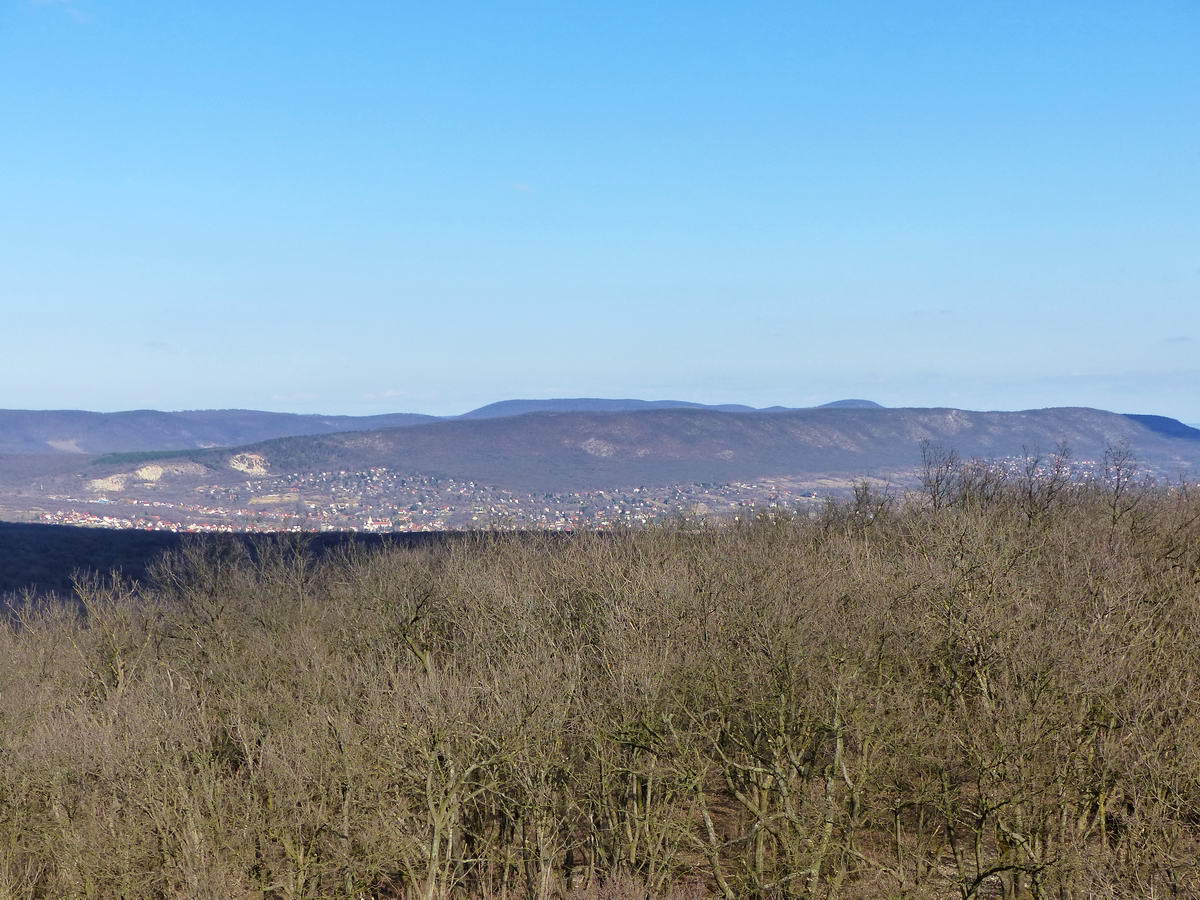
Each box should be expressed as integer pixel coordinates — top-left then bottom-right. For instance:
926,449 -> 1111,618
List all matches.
2,0 -> 1197,419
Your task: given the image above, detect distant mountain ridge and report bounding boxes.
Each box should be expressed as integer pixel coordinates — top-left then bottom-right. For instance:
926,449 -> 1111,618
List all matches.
459,398 -> 763,418
0,408 -> 439,455
71,406 -> 1200,494
816,399 -> 884,409
459,398 -> 884,418
0,399 -> 880,455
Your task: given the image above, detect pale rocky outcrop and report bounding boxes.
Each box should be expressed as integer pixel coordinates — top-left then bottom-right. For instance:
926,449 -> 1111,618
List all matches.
229,452 -> 269,475
86,474 -> 129,493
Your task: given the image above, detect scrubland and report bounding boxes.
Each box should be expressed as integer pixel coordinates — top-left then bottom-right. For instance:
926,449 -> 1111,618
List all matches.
1,450 -> 1199,898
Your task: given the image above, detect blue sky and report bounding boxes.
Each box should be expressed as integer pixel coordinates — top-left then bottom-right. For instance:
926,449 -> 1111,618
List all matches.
2,0 -> 1197,419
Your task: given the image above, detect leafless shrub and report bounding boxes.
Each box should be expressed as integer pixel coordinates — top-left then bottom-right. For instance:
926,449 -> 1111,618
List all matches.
1,449 -> 1199,897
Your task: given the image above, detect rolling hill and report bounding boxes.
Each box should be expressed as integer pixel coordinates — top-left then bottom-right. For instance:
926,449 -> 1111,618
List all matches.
0,409 -> 439,455
75,406 -> 1200,494
0,399 -> 879,455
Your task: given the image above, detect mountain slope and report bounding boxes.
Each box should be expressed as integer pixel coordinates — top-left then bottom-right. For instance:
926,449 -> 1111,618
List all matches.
0,409 -> 439,455
92,406 -> 1200,493
1123,415 -> 1200,440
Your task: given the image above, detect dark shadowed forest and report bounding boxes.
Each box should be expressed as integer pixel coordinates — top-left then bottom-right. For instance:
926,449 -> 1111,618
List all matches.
0,523 -> 458,598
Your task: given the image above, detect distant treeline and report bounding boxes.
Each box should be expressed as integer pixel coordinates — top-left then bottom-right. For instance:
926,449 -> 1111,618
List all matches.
1,450 -> 1199,896
90,448 -> 211,466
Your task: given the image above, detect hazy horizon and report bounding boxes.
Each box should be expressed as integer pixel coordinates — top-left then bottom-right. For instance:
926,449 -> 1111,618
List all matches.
3,390 -> 1197,425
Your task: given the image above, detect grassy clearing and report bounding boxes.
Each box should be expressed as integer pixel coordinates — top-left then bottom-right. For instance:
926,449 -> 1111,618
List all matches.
1,452 -> 1199,897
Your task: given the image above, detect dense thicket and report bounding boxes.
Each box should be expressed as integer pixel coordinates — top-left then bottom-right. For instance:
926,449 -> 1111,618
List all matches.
1,455 -> 1199,898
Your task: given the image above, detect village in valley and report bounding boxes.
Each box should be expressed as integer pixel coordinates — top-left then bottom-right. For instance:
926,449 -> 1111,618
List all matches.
13,452 -> 1122,535
20,467 -> 830,533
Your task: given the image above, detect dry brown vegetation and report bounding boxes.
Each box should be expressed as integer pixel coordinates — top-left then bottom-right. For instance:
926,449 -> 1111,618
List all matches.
2,449 -> 1200,898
